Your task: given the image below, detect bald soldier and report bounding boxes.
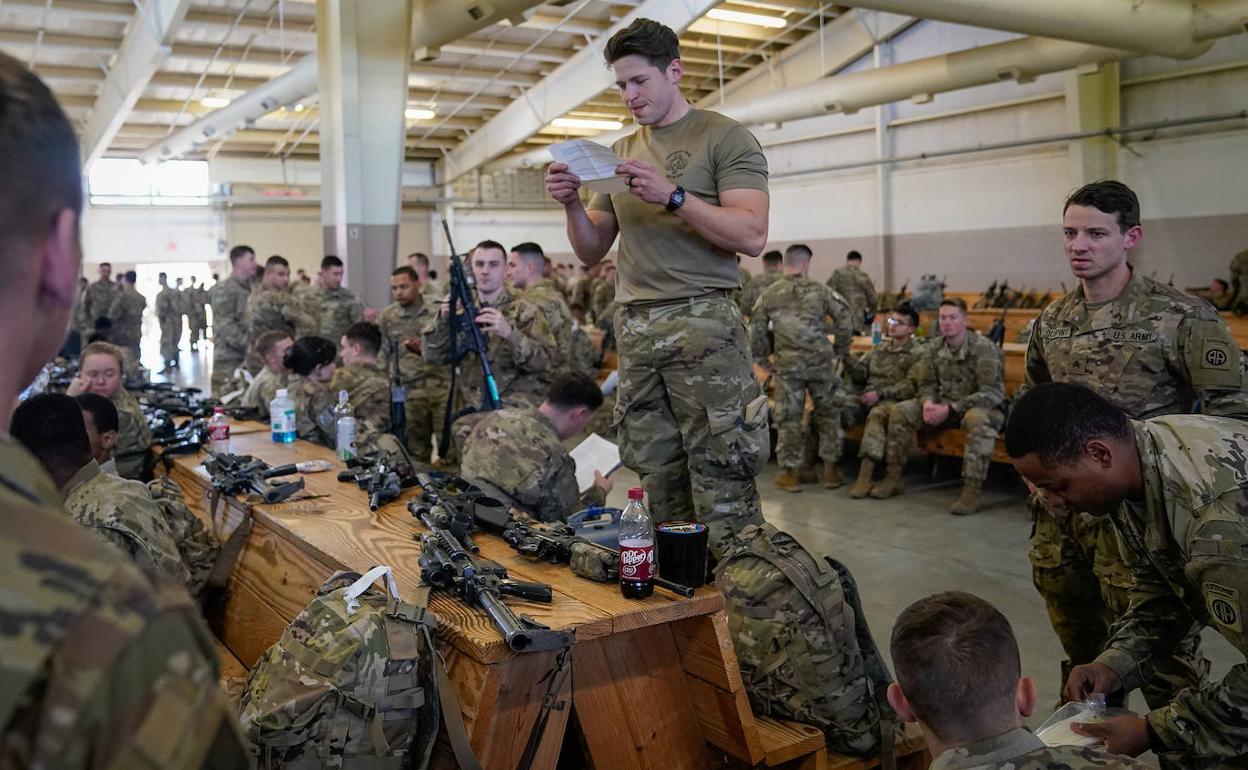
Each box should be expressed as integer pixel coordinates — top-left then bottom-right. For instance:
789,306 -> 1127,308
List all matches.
1008,383 -> 1248,766
1021,180 -> 1238,728
0,51 -> 246,768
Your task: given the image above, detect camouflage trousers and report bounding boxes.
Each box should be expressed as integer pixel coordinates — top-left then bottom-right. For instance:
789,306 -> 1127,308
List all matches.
404,383 -> 448,464
1030,502 -> 1210,714
614,293 -> 767,558
211,352 -> 245,397
159,319 -> 180,362
189,314 -> 205,347
848,400 -> 900,462
885,400 -> 1003,482
773,370 -> 841,469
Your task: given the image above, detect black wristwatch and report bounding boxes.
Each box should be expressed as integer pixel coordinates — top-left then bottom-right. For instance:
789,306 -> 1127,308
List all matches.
665,186 -> 686,212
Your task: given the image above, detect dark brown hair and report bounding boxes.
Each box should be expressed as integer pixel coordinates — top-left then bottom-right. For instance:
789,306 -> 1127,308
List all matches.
1063,179 -> 1140,233
604,18 -> 680,71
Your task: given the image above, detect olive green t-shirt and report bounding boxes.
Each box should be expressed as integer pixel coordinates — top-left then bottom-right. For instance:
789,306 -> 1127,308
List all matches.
587,108 -> 769,304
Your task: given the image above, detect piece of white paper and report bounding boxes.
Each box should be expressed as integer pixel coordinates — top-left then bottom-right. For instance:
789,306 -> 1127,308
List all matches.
550,139 -> 628,193
570,432 -> 622,494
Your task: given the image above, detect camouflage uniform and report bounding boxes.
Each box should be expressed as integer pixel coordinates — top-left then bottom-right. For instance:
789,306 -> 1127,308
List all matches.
1022,270 -> 1242,717
846,336 -> 925,461
828,264 -> 877,334
241,367 -> 291,420
738,269 -> 781,318
289,375 -> 337,446
317,285 -> 366,345
210,275 -> 253,396
749,273 -> 854,471
147,476 -> 219,600
460,407 -> 606,523
107,285 -> 146,376
62,459 -> 190,587
0,433 -> 248,769
246,284 -> 317,343
570,325 -> 597,377
1097,415 -> 1248,763
420,278 -> 444,306
615,293 -> 769,558
378,297 -> 449,463
422,288 -> 557,412
522,278 -> 579,383
1229,249 -> 1248,314
187,283 -> 208,349
330,361 -> 392,460
82,277 -> 118,331
156,284 -> 182,363
570,274 -> 595,316
591,280 -> 617,325
930,727 -> 1150,770
885,329 -> 1004,483
112,387 -> 153,480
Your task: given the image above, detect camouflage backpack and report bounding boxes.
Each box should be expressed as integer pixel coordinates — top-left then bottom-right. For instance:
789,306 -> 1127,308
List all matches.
715,524 -> 898,764
240,566 -> 478,770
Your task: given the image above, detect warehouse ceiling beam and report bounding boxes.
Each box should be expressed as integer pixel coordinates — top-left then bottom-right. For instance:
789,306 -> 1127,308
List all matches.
443,0 -> 720,182
79,0 -> 192,169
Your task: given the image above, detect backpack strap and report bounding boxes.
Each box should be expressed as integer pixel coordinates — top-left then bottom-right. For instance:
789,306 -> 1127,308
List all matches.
202,491 -> 254,632
408,582 -> 484,770
826,556 -> 897,770
343,565 -> 400,614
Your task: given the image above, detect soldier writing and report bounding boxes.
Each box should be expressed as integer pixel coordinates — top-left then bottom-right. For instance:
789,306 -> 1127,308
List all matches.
546,18 -> 771,556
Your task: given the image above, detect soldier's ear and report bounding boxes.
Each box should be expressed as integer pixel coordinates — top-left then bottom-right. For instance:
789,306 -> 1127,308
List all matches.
1014,676 -> 1037,719
886,682 -> 919,724
101,430 -> 117,451
1085,439 -> 1114,469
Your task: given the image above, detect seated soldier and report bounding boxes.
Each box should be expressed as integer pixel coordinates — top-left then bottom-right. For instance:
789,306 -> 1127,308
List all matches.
75,391 -> 119,474
241,330 -> 294,419
12,394 -> 190,588
65,341 -> 152,480
284,336 -> 339,445
846,303 -> 926,498
873,298 -> 1004,514
332,321 -> 393,459
888,591 -> 1149,770
460,373 -> 614,523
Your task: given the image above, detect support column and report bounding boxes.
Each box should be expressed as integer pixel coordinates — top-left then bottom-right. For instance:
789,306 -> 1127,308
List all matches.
873,40 -> 895,294
1065,62 -> 1120,185
318,0 -> 413,308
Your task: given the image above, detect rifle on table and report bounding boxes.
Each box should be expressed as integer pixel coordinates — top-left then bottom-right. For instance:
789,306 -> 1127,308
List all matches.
418,527 -> 572,653
154,417 -> 207,456
338,460 -> 414,512
204,452 -> 305,504
501,517 -> 695,598
407,471 -> 512,553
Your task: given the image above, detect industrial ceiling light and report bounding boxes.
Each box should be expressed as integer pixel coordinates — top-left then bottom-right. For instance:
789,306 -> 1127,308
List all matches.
705,8 -> 786,28
200,95 -> 232,108
405,107 -> 437,120
552,117 -> 624,130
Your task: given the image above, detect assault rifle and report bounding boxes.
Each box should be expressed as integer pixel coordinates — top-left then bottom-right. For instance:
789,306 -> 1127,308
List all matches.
407,471 -> 512,553
154,417 -> 207,456
131,382 -> 220,418
502,517 -> 695,598
204,451 -> 305,504
338,460 -> 413,512
418,527 -> 572,653
438,218 -> 502,457
387,338 -> 407,446
974,280 -> 999,309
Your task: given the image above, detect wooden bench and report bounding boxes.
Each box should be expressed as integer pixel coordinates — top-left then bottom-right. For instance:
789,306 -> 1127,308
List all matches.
727,719 -> 931,770
844,423 -> 1012,465
213,636 -> 249,707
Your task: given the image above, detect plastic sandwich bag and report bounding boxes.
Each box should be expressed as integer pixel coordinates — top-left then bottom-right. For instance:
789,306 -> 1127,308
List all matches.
1035,694 -> 1133,747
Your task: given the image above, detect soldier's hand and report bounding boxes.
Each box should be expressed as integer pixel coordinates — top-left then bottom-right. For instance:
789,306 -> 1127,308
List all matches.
402,336 -> 422,354
546,162 -> 583,206
66,372 -> 89,397
861,390 -> 880,407
363,307 -> 379,323
1064,662 -> 1123,702
922,401 -> 950,426
475,307 -> 512,339
593,470 -> 614,496
439,296 -> 451,319
1071,716 -> 1149,757
616,160 -> 677,207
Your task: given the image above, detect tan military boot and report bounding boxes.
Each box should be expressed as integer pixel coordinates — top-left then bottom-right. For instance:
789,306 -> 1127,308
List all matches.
848,459 -> 875,498
797,464 -> 819,484
822,462 -> 844,489
774,468 -> 803,493
950,480 -> 984,515
869,462 -> 905,499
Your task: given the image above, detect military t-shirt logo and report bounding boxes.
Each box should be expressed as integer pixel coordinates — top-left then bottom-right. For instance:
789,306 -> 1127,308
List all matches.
1205,582 -> 1242,632
665,150 -> 691,180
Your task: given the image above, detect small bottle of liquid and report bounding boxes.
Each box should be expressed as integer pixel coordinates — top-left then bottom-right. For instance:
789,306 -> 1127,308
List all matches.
207,406 -> 230,453
334,390 -> 357,462
870,318 -> 882,345
270,389 -> 297,444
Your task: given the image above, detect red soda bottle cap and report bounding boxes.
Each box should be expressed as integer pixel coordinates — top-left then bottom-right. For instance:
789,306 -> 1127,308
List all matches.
627,487 -> 644,501
213,406 -> 225,413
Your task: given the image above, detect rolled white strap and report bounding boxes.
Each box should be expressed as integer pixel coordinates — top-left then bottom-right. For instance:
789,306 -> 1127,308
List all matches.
344,565 -> 400,614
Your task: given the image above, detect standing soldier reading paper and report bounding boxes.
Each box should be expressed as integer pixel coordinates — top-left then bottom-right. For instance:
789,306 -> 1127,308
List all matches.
546,18 -> 770,556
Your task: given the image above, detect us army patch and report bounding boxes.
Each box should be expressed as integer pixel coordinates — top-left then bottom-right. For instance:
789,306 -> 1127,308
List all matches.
1105,329 -> 1159,344
1043,327 -> 1072,340
1204,582 -> 1242,633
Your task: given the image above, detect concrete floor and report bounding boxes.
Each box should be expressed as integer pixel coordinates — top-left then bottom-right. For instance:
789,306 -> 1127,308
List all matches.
168,331 -> 1238,756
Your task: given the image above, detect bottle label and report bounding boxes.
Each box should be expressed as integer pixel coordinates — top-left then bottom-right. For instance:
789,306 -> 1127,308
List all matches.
207,423 -> 230,441
337,423 -> 357,461
273,408 -> 296,435
619,540 -> 654,582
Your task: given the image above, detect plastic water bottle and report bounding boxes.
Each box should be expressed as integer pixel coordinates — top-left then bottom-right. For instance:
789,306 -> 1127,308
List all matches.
207,406 -> 230,453
334,390 -> 357,462
619,487 -> 655,600
270,388 -> 296,444
870,319 -> 882,345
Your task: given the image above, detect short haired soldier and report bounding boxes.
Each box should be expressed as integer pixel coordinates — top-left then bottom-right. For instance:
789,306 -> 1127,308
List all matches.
211,244 -> 258,395
1008,383 -> 1248,766
378,266 -> 449,463
738,249 -> 783,317
889,591 -> 1148,770
316,254 -> 367,344
0,51 -> 246,769
75,392 -> 120,472
67,342 -> 153,480
828,250 -> 877,334
1021,180 -> 1236,734
246,255 -> 317,357
241,330 -> 294,419
333,322 -> 396,460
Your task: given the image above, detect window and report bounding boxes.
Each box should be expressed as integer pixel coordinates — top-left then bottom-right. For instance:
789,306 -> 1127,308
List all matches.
89,159 -> 213,205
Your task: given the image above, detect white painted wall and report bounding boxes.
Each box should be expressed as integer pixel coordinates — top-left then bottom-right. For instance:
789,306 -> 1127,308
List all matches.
82,205 -> 226,265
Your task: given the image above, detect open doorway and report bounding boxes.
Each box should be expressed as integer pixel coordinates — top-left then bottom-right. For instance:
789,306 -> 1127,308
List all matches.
136,261 -> 214,390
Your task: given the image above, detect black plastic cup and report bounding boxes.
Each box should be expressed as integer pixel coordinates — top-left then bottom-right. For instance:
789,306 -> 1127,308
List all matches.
655,521 -> 709,589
